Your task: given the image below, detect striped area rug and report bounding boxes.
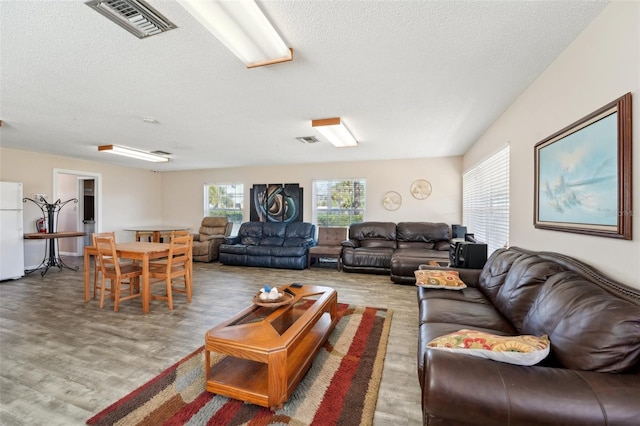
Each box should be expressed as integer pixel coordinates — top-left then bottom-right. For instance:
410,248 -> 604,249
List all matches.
87,303 -> 393,426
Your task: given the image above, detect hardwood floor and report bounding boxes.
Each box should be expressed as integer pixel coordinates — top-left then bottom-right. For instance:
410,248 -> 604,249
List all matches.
0,257 -> 422,425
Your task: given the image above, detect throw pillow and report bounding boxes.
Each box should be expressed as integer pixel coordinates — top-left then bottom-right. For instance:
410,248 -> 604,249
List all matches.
427,329 -> 550,366
414,269 -> 467,290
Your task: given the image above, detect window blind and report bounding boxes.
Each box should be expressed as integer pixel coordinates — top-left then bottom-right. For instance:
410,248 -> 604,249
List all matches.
463,145 -> 510,255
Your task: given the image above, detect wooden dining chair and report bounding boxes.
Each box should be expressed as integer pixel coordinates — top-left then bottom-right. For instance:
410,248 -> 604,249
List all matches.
94,235 -> 143,311
91,231 -> 115,298
149,233 -> 193,309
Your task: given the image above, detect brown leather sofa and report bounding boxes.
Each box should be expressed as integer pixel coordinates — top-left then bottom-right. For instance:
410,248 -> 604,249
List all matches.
417,246 -> 640,425
341,222 -> 450,281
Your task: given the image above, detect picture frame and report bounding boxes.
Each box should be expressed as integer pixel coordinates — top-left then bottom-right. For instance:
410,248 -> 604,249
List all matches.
534,92 -> 632,239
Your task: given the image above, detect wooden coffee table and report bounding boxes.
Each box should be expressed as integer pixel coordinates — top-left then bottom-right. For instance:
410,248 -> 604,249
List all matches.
204,284 -> 338,410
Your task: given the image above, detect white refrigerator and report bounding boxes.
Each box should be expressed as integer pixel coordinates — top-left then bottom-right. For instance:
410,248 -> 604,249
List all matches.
0,181 -> 25,280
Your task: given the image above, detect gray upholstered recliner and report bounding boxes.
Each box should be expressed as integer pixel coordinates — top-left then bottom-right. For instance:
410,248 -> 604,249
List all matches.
191,217 -> 233,262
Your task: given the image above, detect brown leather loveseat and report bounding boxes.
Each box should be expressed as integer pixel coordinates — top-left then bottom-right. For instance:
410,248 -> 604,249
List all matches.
417,247 -> 640,425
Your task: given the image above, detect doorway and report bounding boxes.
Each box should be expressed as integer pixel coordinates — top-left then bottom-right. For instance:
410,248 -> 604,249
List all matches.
54,169 -> 102,256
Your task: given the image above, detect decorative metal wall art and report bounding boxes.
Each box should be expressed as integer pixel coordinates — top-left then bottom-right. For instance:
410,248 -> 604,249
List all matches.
250,183 -> 303,222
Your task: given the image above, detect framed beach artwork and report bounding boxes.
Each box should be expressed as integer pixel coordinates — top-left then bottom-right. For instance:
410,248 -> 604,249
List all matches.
534,93 -> 632,240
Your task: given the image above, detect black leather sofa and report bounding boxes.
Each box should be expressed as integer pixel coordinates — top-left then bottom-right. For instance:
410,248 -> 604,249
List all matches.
219,221 -> 316,270
341,222 -> 450,281
417,247 -> 640,425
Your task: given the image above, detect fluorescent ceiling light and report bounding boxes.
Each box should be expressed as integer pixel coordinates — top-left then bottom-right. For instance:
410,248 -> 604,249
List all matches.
98,145 -> 169,162
177,0 -> 293,68
311,118 -> 358,148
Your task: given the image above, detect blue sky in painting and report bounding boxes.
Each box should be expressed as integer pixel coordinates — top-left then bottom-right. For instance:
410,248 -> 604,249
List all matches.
538,113 -> 618,225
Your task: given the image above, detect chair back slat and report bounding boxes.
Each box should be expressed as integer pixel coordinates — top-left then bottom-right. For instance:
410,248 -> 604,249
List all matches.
95,235 -> 120,277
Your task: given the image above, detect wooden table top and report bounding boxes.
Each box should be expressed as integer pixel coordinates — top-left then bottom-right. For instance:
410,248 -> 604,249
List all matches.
124,225 -> 189,232
84,241 -> 170,254
24,231 -> 86,239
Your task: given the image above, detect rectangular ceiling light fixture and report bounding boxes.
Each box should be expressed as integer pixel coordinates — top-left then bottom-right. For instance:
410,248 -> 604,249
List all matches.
86,0 -> 177,39
98,145 -> 169,162
177,0 -> 293,68
311,118 -> 358,148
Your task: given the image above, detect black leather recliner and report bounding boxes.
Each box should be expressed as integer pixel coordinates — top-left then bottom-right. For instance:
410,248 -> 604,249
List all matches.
340,222 -> 397,274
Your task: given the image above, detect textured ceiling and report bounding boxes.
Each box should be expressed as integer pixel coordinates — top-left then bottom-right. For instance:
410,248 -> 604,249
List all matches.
0,0 -> 608,171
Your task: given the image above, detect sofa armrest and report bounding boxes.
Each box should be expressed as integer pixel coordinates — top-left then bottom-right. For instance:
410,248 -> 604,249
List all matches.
423,349 -> 640,426
223,235 -> 240,245
341,239 -> 360,248
192,233 -> 202,242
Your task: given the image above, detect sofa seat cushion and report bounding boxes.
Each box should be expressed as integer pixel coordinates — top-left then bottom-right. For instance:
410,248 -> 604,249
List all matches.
427,329 -> 550,366
220,244 -> 247,255
522,272 -> 640,373
283,237 -> 311,247
192,243 -> 211,257
417,285 -> 491,305
246,245 -> 307,257
342,247 -> 394,268
419,298 -> 516,334
418,322 -> 512,387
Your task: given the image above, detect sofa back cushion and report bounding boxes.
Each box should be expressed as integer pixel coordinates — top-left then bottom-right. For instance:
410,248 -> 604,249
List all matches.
522,272 -> 640,373
396,222 -> 450,249
199,217 -> 229,241
349,222 -> 397,249
283,222 -> 315,247
494,255 -> 566,332
258,222 -> 285,246
477,248 -> 529,304
239,222 -> 263,246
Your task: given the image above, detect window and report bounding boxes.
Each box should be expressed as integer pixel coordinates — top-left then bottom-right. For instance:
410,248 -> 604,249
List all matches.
204,183 -> 244,234
312,179 -> 366,227
463,145 -> 510,255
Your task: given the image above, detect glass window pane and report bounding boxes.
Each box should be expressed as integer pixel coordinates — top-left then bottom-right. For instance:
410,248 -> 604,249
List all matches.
312,179 -> 366,227
204,183 -> 244,234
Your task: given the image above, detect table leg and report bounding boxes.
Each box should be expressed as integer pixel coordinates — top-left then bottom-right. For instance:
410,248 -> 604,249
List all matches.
153,231 -> 160,243
268,350 -> 287,410
84,250 -> 90,302
142,254 -> 150,313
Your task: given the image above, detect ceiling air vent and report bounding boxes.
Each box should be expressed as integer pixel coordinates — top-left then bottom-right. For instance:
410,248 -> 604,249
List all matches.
296,136 -> 320,144
86,0 -> 177,39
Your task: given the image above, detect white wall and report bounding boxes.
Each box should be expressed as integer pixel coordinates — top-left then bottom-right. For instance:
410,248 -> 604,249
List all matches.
0,147 -> 163,268
464,1 -> 640,287
1,147 -> 461,268
161,157 -> 463,235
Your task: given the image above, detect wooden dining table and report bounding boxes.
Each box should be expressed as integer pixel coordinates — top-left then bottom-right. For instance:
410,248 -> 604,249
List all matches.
83,241 -> 172,314
124,225 -> 189,243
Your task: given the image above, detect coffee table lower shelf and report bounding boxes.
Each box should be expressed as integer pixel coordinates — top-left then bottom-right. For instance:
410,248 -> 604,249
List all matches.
206,313 -> 334,410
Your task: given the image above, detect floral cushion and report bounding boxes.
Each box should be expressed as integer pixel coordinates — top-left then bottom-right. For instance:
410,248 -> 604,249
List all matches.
414,269 -> 467,290
427,329 -> 550,365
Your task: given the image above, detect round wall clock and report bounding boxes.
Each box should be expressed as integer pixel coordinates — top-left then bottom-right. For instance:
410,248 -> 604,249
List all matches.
382,191 -> 402,211
410,179 -> 432,200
